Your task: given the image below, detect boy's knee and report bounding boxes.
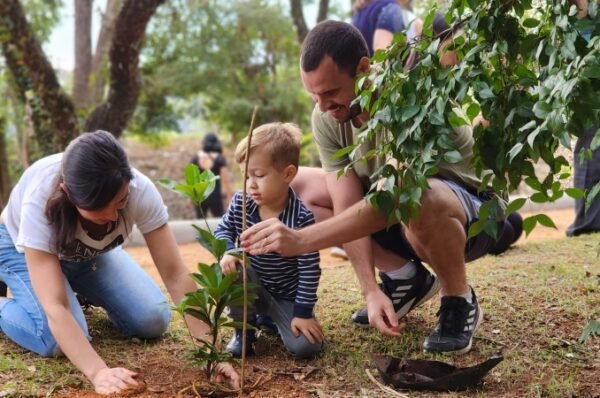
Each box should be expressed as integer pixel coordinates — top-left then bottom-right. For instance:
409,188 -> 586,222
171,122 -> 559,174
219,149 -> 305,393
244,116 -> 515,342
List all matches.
287,339 -> 324,359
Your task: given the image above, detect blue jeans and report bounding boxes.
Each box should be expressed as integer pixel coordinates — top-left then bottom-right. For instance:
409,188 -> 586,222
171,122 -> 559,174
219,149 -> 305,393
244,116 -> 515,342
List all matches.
229,267 -> 325,359
0,224 -> 171,357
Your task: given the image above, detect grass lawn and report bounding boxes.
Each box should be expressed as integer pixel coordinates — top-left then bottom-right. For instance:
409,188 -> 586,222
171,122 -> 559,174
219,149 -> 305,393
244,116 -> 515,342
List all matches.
1,234 -> 598,397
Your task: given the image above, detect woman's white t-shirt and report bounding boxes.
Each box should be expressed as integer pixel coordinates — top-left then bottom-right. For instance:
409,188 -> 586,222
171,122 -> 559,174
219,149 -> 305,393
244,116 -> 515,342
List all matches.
1,153 -> 168,262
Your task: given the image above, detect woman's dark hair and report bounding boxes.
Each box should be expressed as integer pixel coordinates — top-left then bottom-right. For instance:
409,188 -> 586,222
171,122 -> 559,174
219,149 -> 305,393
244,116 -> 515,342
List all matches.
202,132 -> 223,153
301,20 -> 368,78
45,130 -> 133,253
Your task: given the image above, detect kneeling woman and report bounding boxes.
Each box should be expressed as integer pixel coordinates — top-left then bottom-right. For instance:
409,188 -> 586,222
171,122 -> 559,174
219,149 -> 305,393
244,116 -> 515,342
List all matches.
0,131 -> 238,394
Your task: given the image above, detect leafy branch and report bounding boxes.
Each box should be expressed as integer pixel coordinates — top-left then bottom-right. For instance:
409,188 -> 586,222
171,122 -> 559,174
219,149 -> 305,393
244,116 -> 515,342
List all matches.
354,0 -> 599,238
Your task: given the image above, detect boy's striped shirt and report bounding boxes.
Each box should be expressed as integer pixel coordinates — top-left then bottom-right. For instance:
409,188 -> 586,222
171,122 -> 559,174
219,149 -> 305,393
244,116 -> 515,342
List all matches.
214,189 -> 321,318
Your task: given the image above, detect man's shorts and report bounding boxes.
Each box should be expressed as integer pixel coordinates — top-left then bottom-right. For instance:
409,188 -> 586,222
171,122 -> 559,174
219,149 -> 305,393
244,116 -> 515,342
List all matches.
371,179 -> 499,263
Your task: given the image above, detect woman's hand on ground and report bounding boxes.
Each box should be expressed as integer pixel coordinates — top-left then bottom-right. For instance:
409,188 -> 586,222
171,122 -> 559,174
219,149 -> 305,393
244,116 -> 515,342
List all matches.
92,367 -> 139,395
213,362 -> 241,389
240,218 -> 301,257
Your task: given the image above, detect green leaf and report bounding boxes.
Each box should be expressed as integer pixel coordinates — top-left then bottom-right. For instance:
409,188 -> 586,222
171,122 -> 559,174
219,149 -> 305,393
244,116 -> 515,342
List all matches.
535,214 -> 557,229
448,109 -> 469,129
533,101 -> 552,118
184,163 -> 202,186
522,216 -> 537,236
194,225 -> 218,257
466,103 -> 481,122
184,308 -> 212,325
401,105 -> 420,121
580,319 -> 600,343
429,112 -> 445,125
522,18 -> 539,28
585,181 -> 600,213
508,143 -> 524,162
467,219 -> 485,239
198,263 -> 218,288
530,192 -> 548,203
591,129 -> 600,151
443,150 -> 463,163
333,144 -> 357,159
565,188 -> 585,199
582,66 -> 600,79
478,88 -> 495,99
506,197 -> 527,215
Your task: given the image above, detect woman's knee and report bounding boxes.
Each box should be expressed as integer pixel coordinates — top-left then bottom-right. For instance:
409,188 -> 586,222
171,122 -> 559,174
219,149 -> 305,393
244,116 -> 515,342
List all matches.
29,334 -> 63,358
125,305 -> 171,339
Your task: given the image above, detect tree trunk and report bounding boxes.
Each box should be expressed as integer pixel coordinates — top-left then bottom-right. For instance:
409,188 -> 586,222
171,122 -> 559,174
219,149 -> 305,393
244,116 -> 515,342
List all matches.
73,0 -> 93,109
85,0 -> 166,137
290,0 -> 309,44
0,117 -> 11,208
0,0 -> 79,155
90,0 -> 122,105
317,0 -> 329,23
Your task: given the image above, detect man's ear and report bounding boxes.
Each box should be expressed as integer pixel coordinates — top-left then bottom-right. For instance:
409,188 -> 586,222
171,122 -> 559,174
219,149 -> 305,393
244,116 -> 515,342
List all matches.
356,56 -> 370,76
283,165 -> 298,183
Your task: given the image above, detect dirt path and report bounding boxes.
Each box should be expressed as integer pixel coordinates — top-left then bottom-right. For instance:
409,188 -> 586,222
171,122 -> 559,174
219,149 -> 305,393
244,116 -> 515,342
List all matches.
125,208 -> 577,283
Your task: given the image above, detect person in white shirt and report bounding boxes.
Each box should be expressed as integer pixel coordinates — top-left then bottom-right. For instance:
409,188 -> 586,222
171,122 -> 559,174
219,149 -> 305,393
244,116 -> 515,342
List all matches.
0,131 -> 239,395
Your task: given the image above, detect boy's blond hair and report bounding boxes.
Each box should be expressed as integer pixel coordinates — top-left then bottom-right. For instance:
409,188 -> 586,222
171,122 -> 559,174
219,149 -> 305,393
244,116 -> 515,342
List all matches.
235,122 -> 303,169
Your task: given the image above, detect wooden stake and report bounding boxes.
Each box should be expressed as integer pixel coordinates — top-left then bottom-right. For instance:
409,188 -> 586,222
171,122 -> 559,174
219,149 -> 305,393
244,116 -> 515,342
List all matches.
240,106 -> 258,392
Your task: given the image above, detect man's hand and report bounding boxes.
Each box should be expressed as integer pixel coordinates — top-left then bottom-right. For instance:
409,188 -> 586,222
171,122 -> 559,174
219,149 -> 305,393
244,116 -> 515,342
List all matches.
213,362 -> 241,390
291,317 -> 325,344
92,367 -> 139,395
366,289 -> 405,337
220,254 -> 240,275
240,218 -> 302,257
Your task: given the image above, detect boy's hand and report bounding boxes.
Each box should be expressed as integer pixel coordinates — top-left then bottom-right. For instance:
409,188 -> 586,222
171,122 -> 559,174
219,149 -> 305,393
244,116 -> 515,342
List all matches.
291,317 -> 324,344
220,254 -> 239,275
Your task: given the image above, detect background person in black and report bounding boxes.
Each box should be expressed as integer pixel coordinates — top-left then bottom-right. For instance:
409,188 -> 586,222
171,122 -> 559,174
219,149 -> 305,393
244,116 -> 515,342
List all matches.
190,132 -> 233,218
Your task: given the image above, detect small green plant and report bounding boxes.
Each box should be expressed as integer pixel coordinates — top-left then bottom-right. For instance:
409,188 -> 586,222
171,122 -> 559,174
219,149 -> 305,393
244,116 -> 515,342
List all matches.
160,164 -> 255,381
580,318 -> 600,343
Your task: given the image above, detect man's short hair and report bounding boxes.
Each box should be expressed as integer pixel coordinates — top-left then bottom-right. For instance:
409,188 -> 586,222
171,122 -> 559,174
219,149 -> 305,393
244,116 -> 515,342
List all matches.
300,20 -> 368,77
235,122 -> 303,169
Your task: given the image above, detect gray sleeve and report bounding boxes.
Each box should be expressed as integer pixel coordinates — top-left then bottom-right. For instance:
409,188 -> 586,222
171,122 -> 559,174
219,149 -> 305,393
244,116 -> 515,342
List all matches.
311,107 -> 350,173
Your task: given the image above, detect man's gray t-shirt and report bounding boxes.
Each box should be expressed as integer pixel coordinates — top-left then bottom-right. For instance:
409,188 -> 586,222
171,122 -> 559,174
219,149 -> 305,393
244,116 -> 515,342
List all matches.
311,106 -> 484,192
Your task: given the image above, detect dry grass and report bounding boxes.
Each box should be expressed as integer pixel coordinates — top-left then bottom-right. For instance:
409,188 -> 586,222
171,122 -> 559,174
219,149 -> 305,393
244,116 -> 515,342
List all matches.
1,234 -> 599,397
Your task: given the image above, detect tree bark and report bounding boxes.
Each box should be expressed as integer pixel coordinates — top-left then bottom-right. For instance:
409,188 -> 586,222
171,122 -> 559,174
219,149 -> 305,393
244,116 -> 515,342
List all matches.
0,0 -> 79,154
90,0 -> 122,105
85,0 -> 165,137
0,117 -> 11,208
290,0 -> 309,44
317,0 -> 329,23
73,0 -> 93,109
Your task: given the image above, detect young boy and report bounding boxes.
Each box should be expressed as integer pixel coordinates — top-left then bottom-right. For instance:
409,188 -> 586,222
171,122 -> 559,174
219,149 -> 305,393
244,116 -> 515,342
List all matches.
214,122 -> 325,359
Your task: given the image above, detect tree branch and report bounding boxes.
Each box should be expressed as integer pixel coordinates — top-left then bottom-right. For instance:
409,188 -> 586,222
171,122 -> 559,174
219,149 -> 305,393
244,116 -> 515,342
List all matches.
0,0 -> 79,154
85,0 -> 165,137
317,0 -> 329,23
290,0 -> 309,44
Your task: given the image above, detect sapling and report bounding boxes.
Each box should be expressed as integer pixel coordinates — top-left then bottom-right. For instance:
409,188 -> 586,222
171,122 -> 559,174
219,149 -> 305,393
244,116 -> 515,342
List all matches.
160,164 -> 255,384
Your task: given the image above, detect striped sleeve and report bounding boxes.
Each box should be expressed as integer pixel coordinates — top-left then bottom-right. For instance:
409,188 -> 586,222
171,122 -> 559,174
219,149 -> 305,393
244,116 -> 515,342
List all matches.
214,191 -> 242,250
293,207 -> 322,318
